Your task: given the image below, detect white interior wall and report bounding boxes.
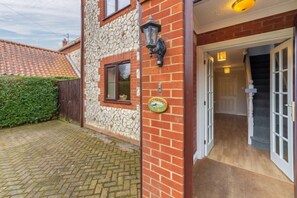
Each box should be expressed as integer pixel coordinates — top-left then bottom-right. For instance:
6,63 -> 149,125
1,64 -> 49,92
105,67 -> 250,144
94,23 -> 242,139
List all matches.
249,45 -> 273,56
214,68 -> 247,116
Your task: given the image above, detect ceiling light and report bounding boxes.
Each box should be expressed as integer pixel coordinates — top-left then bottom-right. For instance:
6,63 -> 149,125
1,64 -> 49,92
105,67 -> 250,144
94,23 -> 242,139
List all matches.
217,51 -> 226,62
224,67 -> 231,74
232,0 -> 256,12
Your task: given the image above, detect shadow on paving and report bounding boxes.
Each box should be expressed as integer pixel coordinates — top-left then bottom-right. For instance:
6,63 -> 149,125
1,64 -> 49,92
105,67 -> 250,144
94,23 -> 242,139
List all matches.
193,158 -> 294,198
0,120 -> 140,198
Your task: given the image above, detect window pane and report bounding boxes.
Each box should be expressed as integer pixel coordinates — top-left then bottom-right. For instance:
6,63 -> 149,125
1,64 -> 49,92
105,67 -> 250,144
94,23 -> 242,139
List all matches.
275,93 -> 279,113
283,71 -> 288,92
282,48 -> 288,70
118,63 -> 130,101
274,114 -> 279,134
275,135 -> 280,155
118,0 -> 130,10
106,0 -> 116,16
283,94 -> 288,116
283,140 -> 288,162
107,67 -> 116,99
275,52 -> 279,72
283,117 -> 288,139
275,73 -> 279,92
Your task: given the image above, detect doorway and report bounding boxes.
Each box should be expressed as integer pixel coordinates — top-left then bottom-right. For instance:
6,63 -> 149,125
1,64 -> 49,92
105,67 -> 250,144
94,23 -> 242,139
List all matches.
195,28 -> 295,183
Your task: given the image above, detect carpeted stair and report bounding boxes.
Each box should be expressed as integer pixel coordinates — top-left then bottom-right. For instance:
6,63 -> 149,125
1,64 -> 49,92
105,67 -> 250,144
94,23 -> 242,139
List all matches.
250,54 -> 270,150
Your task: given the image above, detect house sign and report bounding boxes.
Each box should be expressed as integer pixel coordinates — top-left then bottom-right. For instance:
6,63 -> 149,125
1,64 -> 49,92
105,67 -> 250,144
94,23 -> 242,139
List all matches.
148,97 -> 168,113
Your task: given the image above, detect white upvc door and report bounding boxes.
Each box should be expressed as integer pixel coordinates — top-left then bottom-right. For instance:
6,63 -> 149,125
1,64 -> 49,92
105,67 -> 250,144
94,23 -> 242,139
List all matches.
205,54 -> 214,156
270,38 -> 294,181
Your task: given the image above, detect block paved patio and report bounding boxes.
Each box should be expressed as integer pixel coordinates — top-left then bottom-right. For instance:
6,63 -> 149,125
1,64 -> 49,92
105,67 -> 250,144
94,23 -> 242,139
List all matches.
0,120 -> 140,198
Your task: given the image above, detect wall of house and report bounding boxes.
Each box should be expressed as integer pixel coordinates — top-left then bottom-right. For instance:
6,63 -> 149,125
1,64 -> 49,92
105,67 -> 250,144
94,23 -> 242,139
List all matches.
61,42 -> 81,73
140,0 -> 187,197
83,0 -> 140,141
68,49 -> 81,73
214,68 -> 247,116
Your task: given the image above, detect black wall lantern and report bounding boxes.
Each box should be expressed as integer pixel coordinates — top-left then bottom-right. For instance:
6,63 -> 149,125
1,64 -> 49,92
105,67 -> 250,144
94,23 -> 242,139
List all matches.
140,16 -> 167,67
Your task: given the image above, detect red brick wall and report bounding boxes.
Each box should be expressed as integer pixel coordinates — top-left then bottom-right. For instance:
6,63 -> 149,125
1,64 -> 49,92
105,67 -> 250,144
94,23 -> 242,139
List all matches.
99,0 -> 137,27
197,10 -> 297,46
99,50 -> 140,110
140,0 -> 185,197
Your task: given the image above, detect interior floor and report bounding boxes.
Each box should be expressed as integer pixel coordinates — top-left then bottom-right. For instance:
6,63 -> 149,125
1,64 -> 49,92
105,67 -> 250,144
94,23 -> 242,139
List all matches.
208,114 -> 291,183
193,158 -> 294,198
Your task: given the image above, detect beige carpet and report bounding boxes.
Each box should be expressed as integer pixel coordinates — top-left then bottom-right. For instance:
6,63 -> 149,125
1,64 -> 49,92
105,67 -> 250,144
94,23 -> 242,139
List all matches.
193,159 -> 294,198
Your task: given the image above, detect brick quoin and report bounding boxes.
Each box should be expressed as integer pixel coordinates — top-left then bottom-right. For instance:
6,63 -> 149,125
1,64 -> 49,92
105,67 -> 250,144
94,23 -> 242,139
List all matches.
140,0 -> 186,197
196,10 -> 297,46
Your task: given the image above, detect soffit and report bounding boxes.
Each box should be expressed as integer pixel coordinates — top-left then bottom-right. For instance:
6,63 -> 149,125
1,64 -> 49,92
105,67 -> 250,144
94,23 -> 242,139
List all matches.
194,0 -> 297,34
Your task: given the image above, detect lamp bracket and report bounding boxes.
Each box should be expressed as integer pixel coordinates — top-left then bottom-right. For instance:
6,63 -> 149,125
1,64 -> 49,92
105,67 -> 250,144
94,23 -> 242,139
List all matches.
149,38 -> 167,67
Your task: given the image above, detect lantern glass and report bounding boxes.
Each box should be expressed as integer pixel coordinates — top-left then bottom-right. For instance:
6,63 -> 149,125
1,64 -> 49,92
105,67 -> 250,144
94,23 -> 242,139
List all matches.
143,26 -> 159,49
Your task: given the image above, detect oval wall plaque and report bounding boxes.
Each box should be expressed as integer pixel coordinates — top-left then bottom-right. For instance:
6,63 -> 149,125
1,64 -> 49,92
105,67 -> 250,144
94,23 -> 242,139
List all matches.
148,97 -> 168,113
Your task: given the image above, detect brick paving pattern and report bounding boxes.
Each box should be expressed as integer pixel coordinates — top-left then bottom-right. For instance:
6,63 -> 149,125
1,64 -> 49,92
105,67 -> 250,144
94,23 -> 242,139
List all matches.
0,121 -> 140,197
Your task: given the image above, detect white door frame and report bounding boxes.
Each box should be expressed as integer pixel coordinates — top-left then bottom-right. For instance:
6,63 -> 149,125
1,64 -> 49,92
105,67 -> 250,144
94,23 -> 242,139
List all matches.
194,27 -> 294,161
205,54 -> 215,156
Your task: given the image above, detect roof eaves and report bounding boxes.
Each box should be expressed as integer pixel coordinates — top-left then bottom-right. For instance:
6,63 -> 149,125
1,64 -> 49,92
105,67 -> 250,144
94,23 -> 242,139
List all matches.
59,38 -> 81,52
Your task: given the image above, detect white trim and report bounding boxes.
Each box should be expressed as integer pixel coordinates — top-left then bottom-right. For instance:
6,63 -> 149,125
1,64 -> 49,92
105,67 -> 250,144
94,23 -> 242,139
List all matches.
205,54 -> 215,156
194,28 -> 294,161
270,38 -> 294,181
194,1 -> 297,34
194,47 -> 206,160
199,28 -> 294,52
66,55 -> 81,78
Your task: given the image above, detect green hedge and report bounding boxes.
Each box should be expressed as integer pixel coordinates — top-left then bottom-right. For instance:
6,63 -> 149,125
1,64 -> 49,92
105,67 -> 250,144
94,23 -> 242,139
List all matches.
0,76 -> 59,128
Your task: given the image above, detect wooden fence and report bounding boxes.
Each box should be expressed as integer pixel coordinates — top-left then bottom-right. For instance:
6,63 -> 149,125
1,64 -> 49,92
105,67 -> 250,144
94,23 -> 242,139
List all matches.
58,79 -> 81,123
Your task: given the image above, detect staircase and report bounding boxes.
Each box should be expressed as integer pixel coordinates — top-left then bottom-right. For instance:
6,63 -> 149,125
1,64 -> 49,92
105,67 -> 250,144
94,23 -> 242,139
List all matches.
250,54 -> 270,150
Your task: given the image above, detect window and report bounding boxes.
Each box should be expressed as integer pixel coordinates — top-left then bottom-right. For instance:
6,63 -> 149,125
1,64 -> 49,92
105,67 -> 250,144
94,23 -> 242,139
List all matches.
105,0 -> 130,17
105,61 -> 131,102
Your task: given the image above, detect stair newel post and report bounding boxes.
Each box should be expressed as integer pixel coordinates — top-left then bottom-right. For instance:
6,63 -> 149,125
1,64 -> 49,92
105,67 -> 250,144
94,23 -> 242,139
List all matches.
248,80 -> 255,145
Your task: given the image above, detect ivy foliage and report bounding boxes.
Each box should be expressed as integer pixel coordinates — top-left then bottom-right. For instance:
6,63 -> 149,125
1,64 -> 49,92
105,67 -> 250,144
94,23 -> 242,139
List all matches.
0,76 -> 59,128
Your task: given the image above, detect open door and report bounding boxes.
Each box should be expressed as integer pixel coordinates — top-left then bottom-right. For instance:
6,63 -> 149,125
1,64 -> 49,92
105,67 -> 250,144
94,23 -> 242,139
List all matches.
270,38 -> 294,181
205,55 -> 214,155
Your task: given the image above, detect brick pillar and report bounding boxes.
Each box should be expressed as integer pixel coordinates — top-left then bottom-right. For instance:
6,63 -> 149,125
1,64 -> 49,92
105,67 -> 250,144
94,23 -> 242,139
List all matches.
140,0 -> 187,197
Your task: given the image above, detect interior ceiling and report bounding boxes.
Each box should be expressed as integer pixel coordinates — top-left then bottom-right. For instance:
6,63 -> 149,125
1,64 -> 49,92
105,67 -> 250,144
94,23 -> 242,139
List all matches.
210,48 -> 246,69
194,0 -> 297,34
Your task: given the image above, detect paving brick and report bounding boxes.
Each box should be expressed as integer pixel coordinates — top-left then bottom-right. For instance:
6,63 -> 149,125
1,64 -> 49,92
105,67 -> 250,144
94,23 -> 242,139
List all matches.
0,121 -> 140,197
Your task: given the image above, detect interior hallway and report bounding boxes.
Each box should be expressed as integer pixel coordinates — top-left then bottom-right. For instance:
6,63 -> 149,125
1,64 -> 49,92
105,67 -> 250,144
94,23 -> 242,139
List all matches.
193,114 -> 294,198
208,114 -> 291,182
